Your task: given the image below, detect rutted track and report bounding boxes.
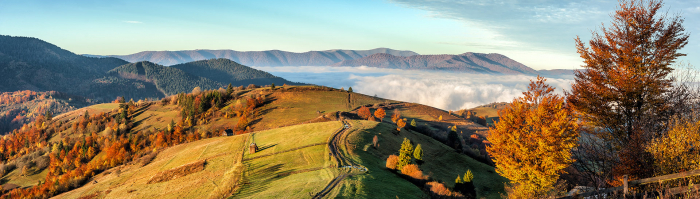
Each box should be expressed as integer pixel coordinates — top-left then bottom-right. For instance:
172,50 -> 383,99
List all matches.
312,120 -> 367,199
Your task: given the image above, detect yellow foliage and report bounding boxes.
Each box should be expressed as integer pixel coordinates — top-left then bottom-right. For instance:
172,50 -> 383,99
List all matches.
486,76 -> 579,197
646,117 -> 700,175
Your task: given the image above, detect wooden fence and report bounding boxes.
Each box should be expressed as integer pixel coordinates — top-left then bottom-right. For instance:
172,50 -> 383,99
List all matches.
559,169 -> 700,198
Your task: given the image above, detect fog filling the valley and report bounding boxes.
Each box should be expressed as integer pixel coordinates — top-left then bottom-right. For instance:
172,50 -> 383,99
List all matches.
253,66 -> 574,111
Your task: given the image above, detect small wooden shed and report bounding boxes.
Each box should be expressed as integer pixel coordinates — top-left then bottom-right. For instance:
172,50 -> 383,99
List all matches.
249,133 -> 258,154
249,143 -> 258,154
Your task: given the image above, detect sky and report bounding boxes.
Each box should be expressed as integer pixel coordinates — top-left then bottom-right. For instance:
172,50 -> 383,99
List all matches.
0,0 -> 698,70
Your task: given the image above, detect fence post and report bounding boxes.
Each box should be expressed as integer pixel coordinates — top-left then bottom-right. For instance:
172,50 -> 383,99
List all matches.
623,174 -> 629,197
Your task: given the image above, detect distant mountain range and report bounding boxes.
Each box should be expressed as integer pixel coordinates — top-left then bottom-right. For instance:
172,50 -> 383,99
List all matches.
87,49 -> 575,76
85,48 -> 419,66
0,35 -> 300,102
331,52 -> 538,75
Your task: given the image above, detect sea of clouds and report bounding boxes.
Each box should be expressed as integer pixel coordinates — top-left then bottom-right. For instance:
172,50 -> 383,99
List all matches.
252,66 -> 574,111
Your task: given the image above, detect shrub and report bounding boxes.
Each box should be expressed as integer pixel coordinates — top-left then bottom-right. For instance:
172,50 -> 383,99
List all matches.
400,164 -> 426,180
386,155 -> 399,170
426,181 -> 463,197
35,155 -> 50,170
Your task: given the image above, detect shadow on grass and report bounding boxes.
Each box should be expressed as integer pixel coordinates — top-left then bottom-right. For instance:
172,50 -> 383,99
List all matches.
234,162 -> 299,198
256,144 -> 277,153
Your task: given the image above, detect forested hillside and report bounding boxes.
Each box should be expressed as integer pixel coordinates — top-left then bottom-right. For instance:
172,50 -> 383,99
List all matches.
0,35 -> 128,95
0,90 -> 92,133
170,59 -> 298,87
108,61 -> 224,95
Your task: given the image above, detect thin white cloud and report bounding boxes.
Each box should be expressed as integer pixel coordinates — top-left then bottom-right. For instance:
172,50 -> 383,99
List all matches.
254,66 -> 574,110
123,21 -> 143,24
689,6 -> 700,13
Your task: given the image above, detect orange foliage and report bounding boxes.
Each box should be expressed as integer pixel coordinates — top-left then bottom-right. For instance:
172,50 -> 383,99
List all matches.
357,106 -> 371,120
391,110 -> 401,123
386,155 -> 399,170
568,0 -> 690,183
426,181 -> 463,197
486,76 -> 579,197
374,108 -> 386,122
396,118 -> 406,131
400,164 -> 427,180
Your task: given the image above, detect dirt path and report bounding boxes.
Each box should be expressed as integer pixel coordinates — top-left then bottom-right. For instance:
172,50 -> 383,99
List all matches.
312,120 -> 367,199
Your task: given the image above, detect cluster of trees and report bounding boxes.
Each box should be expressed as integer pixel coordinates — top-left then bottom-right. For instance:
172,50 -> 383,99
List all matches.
451,110 -> 486,126
0,90 -> 92,133
386,138 -> 465,198
454,170 -> 475,198
487,0 -> 696,197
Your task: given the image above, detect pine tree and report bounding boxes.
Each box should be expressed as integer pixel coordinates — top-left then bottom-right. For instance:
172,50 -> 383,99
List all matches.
226,83 -> 233,95
45,110 -> 53,122
464,170 -> 473,182
398,138 -> 413,170
413,144 -> 423,161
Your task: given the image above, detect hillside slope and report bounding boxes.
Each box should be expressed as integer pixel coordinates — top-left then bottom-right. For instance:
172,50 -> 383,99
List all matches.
0,35 -> 128,94
332,52 -> 538,75
108,61 -> 225,95
0,86 -> 500,198
102,48 -> 419,66
169,58 -> 297,87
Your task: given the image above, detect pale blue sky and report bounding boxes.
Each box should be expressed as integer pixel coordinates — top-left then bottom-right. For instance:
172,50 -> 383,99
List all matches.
0,0 -> 698,70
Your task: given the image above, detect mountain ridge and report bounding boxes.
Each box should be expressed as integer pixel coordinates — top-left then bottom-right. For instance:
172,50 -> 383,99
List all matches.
95,48 -> 419,66
331,52 -> 538,75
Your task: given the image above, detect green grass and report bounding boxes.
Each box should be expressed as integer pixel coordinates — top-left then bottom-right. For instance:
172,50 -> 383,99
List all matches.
234,121 -> 342,199
54,135 -> 247,199
0,167 -> 48,188
337,120 -> 507,199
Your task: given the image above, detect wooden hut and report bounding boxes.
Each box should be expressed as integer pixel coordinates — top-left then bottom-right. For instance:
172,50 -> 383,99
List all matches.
249,133 -> 258,154
249,143 -> 258,154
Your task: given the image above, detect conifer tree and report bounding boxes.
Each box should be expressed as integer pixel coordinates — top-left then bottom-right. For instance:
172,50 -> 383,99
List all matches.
464,170 -> 473,182
398,138 -> 413,170
413,144 -> 423,161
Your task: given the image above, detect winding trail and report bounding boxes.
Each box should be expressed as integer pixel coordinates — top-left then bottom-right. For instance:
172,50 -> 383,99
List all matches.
312,120 -> 368,199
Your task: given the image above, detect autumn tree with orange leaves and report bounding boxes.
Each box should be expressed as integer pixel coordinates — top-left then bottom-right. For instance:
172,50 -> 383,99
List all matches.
358,106 -> 371,120
374,108 -> 386,122
567,0 -> 690,186
487,76 -> 579,198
